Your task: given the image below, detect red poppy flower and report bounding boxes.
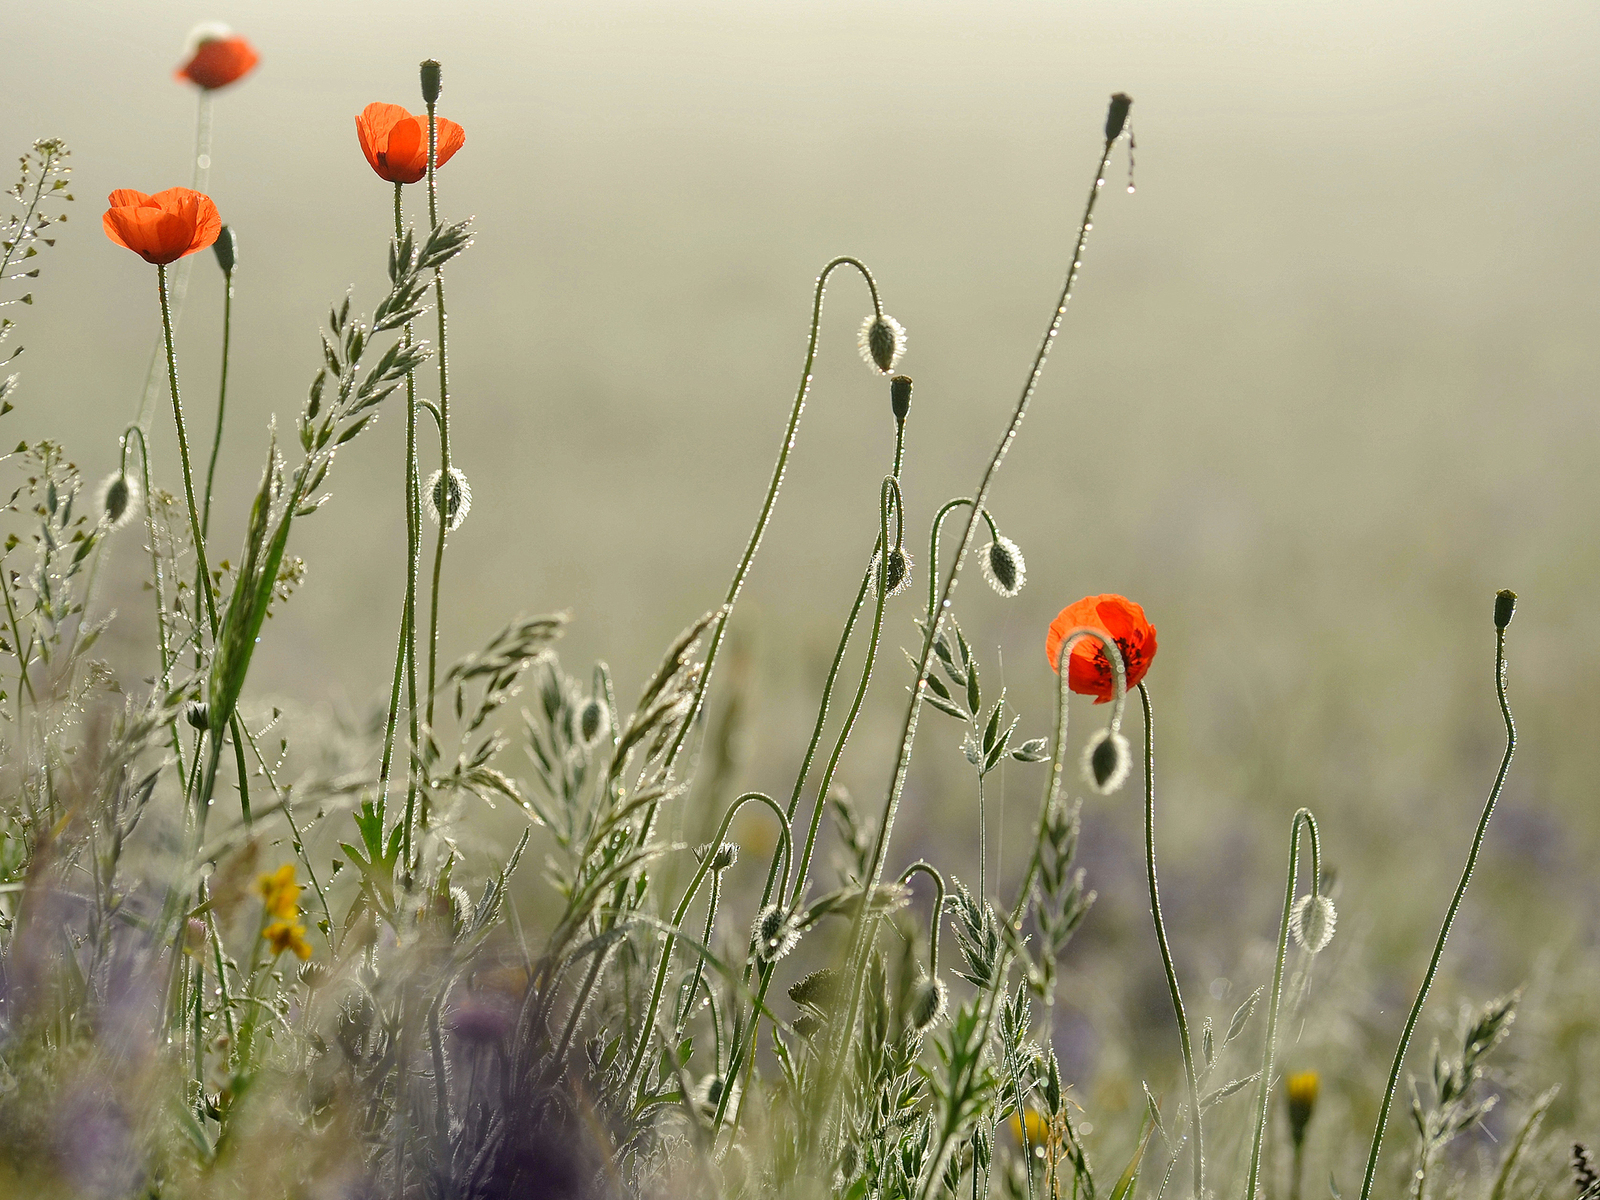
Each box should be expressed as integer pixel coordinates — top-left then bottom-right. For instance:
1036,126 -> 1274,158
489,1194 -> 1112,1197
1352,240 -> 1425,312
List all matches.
355,103 -> 466,185
1045,594 -> 1157,703
102,189 -> 222,266
175,26 -> 259,90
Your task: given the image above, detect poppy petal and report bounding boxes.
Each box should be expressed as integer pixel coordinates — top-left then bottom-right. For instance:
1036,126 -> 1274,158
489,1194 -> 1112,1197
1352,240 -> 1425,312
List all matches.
432,118 -> 467,168
383,118 -> 429,184
107,189 -> 153,209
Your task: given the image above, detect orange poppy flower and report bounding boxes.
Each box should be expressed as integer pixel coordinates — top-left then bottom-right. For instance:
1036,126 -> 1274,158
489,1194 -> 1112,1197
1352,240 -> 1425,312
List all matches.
355,103 -> 466,185
1045,594 -> 1157,703
102,188 -> 222,266
175,25 -> 259,90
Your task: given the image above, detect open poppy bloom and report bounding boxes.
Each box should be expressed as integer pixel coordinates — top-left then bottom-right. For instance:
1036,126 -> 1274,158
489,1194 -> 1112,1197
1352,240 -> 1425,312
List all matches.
1046,594 -> 1157,703
175,24 -> 259,90
355,103 -> 466,185
102,189 -> 222,266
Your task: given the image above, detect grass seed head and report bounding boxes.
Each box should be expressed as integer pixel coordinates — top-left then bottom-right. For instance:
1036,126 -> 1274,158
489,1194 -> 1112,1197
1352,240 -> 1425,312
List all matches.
578,695 -> 609,748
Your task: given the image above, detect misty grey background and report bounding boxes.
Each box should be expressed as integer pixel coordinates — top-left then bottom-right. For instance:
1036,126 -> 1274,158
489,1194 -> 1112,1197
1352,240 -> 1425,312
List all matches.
7,0 -> 1599,1095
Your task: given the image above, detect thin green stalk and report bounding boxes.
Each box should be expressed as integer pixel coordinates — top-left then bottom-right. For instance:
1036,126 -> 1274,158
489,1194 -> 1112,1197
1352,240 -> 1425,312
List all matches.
201,264 -> 233,536
1138,682 -> 1204,1200
1245,808 -> 1322,1200
1357,610 -> 1516,1200
824,128 -> 1119,1149
423,98 -> 452,741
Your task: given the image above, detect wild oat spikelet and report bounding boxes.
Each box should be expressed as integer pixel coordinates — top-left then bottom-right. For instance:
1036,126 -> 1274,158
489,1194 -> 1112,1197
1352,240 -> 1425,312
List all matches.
425,466 -> 472,533
1290,894 -> 1336,954
1081,727 -> 1131,794
859,313 -> 906,375
980,536 -> 1026,598
96,471 -> 140,531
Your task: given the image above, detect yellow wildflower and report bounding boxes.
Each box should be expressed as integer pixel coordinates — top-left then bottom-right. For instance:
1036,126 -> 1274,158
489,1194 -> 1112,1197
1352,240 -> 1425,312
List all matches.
256,863 -> 301,920
264,918 -> 313,961
1007,1107 -> 1055,1152
1285,1071 -> 1320,1145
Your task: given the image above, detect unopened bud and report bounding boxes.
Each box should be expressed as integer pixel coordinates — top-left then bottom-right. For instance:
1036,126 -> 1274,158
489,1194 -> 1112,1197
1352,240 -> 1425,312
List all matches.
890,375 -> 913,422
1290,893 -> 1337,954
1081,727 -> 1130,794
980,536 -> 1027,598
752,904 -> 800,965
873,546 -> 912,597
859,313 -> 907,375
1494,589 -> 1517,629
425,466 -> 472,533
908,974 -> 948,1031
186,701 -> 210,731
1105,93 -> 1133,142
578,697 -> 609,748
1285,1071 -> 1320,1146
420,59 -> 442,106
213,225 -> 237,274
97,471 -> 139,531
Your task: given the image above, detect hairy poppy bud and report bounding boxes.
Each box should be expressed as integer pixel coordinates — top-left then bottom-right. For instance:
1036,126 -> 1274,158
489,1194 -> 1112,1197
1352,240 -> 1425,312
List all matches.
578,696 -> 609,748
213,225 -> 237,274
1494,589 -> 1517,629
752,905 -> 800,965
97,471 -> 139,531
890,375 -> 913,422
872,546 -> 912,597
708,841 -> 739,872
420,60 -> 443,106
425,466 -> 472,533
980,536 -> 1027,598
186,701 -> 210,731
788,968 -> 840,1010
1081,727 -> 1130,794
1290,894 -> 1336,954
1106,93 -> 1132,142
859,313 -> 906,375
908,974 -> 948,1031
1285,1071 -> 1319,1146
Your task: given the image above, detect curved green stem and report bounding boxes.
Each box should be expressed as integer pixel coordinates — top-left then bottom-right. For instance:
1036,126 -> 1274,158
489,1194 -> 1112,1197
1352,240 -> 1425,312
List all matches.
926,498 -> 999,622
1357,619 -> 1515,1200
1245,808 -> 1323,1200
899,860 -> 946,977
1138,682 -> 1203,1200
622,791 -> 792,1101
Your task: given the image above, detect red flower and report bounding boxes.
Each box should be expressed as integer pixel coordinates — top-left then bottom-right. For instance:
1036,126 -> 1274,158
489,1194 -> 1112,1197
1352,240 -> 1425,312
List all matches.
1045,594 -> 1157,703
175,26 -> 259,90
355,103 -> 466,185
102,189 -> 222,266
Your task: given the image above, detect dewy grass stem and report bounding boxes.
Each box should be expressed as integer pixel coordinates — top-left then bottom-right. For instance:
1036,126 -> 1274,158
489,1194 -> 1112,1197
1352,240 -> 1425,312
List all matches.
1357,601 -> 1517,1200
1138,681 -> 1204,1200
822,113 -> 1122,1153
1245,808 -> 1323,1200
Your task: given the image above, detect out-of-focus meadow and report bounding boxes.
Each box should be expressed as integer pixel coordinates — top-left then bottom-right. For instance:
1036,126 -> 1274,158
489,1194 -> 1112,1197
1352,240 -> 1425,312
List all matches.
8,0 -> 1600,1163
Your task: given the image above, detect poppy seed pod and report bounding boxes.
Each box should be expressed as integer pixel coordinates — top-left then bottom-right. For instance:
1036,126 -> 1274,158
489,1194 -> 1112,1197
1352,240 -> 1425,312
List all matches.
980,536 -> 1027,598
420,60 -> 442,106
213,225 -> 236,274
1082,727 -> 1131,794
858,314 -> 906,375
96,471 -> 139,531
1494,589 -> 1517,629
425,467 -> 472,533
890,375 -> 913,422
1105,93 -> 1133,142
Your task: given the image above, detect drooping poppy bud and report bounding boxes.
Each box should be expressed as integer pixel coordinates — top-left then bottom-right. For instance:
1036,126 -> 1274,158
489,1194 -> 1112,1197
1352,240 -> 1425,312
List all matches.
751,905 -> 800,966
908,974 -> 948,1031
1081,727 -> 1131,794
425,467 -> 472,532
858,313 -> 906,375
213,225 -> 237,274
1290,894 -> 1337,954
980,536 -> 1027,598
96,471 -> 139,531
176,25 -> 259,90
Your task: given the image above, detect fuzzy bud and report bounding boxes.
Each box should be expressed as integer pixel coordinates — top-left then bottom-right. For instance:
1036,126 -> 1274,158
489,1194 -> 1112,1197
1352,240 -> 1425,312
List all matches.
980,536 -> 1026,598
213,225 -> 237,274
788,968 -> 840,1010
1494,589 -> 1517,629
420,59 -> 442,106
890,375 -> 913,422
1285,1071 -> 1319,1146
297,961 -> 330,991
1106,93 -> 1133,142
859,313 -> 906,375
425,466 -> 472,533
186,701 -> 210,731
1290,894 -> 1337,954
873,546 -> 912,597
908,974 -> 948,1031
97,471 -> 140,531
708,841 -> 739,872
1081,727 -> 1131,794
752,905 -> 800,966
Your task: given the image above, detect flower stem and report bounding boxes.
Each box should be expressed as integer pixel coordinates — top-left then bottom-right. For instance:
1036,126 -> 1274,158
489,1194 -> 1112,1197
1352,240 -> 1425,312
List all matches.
1138,681 -> 1204,1200
1245,808 -> 1322,1200
423,98 -> 452,749
201,264 -> 233,537
1357,619 -> 1516,1200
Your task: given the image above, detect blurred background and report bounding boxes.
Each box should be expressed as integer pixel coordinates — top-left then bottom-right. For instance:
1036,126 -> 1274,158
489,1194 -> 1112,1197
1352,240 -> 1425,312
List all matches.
7,0 -> 1599,1168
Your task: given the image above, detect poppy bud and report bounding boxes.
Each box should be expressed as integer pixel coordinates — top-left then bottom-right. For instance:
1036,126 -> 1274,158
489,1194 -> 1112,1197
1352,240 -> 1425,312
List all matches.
213,225 -> 236,274
1285,1071 -> 1320,1146
1494,589 -> 1517,629
1105,93 -> 1133,142
578,696 -> 609,748
908,974 -> 948,1031
858,313 -> 907,375
980,536 -> 1027,598
96,471 -> 139,531
873,546 -> 913,597
890,375 -> 913,422
708,841 -> 739,872
1081,727 -> 1130,794
425,466 -> 472,533
1290,894 -> 1336,954
420,60 -> 443,106
788,968 -> 840,1009
752,905 -> 800,965
186,701 -> 210,731
297,961 -> 330,991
